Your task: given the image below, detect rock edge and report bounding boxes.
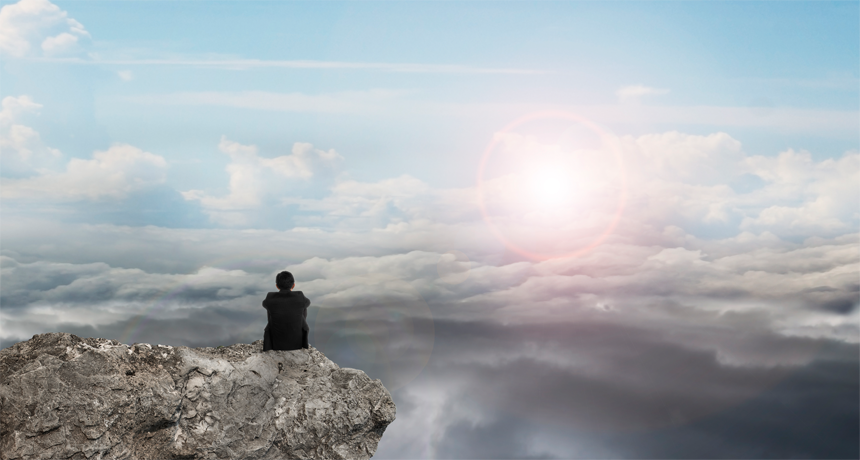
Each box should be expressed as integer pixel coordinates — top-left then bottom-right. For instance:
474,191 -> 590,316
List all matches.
0,333 -> 396,460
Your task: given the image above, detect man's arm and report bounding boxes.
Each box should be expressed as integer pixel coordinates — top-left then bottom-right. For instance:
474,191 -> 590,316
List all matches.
301,307 -> 310,349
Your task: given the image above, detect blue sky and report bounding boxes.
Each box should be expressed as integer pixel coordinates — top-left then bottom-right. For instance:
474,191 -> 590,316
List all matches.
1,1 -> 858,458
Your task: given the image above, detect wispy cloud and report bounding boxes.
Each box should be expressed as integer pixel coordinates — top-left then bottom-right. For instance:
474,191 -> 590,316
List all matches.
126,89 -> 409,114
116,70 -> 133,81
26,57 -> 550,75
616,84 -> 670,103
593,104 -> 858,133
123,90 -> 860,134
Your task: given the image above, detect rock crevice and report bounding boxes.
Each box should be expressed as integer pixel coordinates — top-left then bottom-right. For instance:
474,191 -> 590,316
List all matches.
0,333 -> 395,459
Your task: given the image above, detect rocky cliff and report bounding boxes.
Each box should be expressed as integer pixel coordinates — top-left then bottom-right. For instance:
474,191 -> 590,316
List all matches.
0,333 -> 396,459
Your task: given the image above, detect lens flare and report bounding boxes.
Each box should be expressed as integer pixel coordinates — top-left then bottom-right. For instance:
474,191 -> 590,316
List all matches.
527,166 -> 574,208
477,111 -> 627,260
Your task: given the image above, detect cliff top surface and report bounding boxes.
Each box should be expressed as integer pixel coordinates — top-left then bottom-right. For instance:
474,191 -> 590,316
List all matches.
0,332 -> 395,460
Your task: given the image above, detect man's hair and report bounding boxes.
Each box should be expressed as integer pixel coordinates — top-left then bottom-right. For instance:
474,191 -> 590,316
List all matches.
276,271 -> 295,290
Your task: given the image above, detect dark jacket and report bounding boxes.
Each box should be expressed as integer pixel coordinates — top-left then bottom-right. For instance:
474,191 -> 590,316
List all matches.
262,290 -> 310,351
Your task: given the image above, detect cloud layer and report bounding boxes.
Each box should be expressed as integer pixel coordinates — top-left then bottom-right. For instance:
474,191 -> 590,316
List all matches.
0,92 -> 860,459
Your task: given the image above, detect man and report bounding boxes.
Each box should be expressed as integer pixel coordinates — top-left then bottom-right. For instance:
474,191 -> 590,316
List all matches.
262,271 -> 310,351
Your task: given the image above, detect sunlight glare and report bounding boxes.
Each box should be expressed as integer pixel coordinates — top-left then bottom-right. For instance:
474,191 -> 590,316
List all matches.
527,166 -> 574,208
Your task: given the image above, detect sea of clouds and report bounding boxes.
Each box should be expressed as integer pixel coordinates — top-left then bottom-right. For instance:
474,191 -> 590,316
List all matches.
1,0 -> 857,456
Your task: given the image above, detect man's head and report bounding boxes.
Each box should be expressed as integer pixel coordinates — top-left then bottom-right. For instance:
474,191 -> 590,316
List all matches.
276,271 -> 295,290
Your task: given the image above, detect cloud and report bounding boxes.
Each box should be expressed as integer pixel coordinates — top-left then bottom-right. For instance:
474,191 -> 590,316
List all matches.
126,91 -> 859,135
2,242 -> 851,363
631,131 -> 744,185
2,123 -> 857,458
0,253 -> 277,349
739,149 -> 860,236
0,94 -> 42,126
0,3 -> 854,453
2,130 -> 858,347
616,84 -> 670,103
1,143 -> 167,200
283,175 -> 434,223
0,0 -> 90,57
127,89 -> 409,114
375,323 -> 858,459
606,105 -> 858,134
173,132 -> 860,344
117,70 -> 134,81
0,96 -> 174,209
4,222 -> 856,344
4,128 -> 854,309
0,95 -> 63,177
30,57 -> 548,75
182,136 -> 343,225
4,259 -> 849,458
614,133 -> 859,238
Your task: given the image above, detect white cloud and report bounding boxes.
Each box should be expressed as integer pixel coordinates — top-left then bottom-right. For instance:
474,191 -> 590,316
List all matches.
128,89 -> 409,114
1,119 -> 855,456
631,131 -> 744,185
40,30 -> 77,55
121,90 -> 859,134
739,149 -> 860,235
285,175 -> 432,219
0,95 -> 63,176
609,132 -> 860,238
2,222 -> 855,349
0,94 -> 42,125
2,129 -> 857,345
0,96 -> 167,201
274,130 -> 858,252
603,105 -> 857,134
32,57 -> 547,75
117,70 -> 134,81
1,143 -> 167,200
0,0 -> 90,57
0,254 -> 273,345
182,136 -> 343,225
0,97 -> 171,209
616,84 -> 670,103
284,234 -> 859,344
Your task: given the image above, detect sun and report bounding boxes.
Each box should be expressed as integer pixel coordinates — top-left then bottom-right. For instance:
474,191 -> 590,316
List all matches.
526,165 -> 575,208
476,111 -> 627,260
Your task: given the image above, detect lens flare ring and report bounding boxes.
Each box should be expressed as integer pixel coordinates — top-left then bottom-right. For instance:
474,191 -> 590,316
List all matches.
477,111 -> 627,260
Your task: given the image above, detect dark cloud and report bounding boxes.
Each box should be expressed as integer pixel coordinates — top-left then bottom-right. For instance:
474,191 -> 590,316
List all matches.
368,319 -> 858,459
408,320 -> 822,429
2,287 -> 857,459
435,418 -> 556,460
585,342 -> 859,459
819,296 -> 859,315
0,306 -> 265,351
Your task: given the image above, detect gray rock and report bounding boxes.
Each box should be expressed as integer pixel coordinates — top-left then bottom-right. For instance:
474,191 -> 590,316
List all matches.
0,333 -> 395,459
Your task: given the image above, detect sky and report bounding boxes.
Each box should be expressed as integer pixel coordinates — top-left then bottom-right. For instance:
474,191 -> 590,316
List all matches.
0,0 -> 858,458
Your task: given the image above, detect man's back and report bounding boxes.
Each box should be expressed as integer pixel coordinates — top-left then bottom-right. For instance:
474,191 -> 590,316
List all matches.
263,290 -> 310,351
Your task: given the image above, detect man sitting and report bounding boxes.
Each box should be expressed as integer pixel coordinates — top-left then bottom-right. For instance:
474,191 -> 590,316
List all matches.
262,271 -> 310,351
